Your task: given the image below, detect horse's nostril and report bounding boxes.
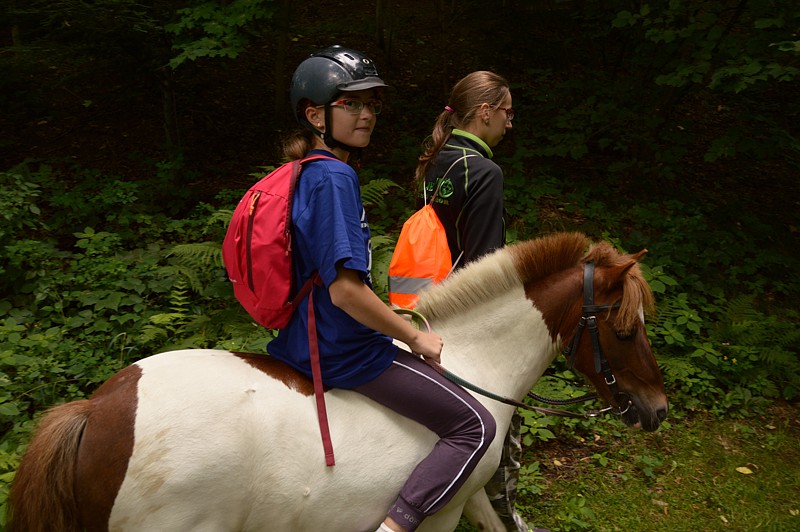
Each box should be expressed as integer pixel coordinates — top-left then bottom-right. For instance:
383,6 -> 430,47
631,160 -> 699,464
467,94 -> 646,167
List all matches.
656,407 -> 668,422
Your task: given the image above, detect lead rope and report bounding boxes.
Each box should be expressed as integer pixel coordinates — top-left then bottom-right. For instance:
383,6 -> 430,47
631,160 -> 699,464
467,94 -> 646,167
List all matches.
392,308 -> 611,419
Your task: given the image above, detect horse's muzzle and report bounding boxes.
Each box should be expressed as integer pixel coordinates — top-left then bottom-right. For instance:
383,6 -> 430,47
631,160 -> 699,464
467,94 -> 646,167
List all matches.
622,394 -> 668,432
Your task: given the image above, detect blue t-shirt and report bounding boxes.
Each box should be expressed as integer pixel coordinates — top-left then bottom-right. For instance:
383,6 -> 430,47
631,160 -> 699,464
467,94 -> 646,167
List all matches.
267,151 -> 398,388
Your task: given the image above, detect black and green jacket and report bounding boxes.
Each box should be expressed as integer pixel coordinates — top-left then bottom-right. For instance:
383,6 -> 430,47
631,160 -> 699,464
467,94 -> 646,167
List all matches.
422,129 -> 506,268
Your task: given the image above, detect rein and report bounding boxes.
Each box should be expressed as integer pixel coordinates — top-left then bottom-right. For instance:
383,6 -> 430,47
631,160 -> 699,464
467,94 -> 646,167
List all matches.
393,264 -> 622,421
427,359 -> 609,419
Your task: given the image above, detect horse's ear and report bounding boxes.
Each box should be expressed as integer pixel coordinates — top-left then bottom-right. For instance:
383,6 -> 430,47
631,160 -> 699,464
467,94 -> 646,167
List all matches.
608,249 -> 647,280
606,257 -> 642,287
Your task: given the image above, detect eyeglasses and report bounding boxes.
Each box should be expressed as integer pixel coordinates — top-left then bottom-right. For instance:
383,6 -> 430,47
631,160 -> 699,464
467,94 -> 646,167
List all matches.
496,106 -> 515,121
331,99 -> 383,115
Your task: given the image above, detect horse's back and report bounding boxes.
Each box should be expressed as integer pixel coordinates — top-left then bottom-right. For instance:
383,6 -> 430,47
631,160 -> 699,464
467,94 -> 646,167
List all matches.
90,349 -> 441,531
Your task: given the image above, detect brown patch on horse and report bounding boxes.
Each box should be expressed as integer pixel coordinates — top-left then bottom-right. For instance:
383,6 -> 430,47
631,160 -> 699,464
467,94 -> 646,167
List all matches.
510,233 -> 654,340
74,363 -> 142,531
233,352 -> 322,396
508,233 -> 591,340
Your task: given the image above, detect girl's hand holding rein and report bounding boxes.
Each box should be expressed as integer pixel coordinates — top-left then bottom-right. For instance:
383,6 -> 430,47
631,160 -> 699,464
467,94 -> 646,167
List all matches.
328,265 -> 443,363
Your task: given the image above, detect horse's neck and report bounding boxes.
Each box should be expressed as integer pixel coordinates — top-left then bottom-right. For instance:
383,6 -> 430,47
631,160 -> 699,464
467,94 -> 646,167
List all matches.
433,288 -> 559,403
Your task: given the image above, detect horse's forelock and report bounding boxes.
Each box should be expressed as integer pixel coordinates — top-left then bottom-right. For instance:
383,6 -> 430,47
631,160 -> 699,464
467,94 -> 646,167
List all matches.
583,242 -> 654,334
620,264 -> 655,332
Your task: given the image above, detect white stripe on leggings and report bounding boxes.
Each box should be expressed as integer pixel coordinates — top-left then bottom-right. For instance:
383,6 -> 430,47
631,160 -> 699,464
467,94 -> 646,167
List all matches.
391,358 -> 488,513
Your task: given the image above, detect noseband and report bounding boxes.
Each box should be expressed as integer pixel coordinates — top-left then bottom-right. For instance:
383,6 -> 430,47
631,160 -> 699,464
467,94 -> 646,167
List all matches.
562,261 -> 632,415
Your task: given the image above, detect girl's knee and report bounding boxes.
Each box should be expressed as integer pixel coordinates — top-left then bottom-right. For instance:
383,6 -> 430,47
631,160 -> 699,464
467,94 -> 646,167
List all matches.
482,411 -> 497,449
464,405 -> 496,452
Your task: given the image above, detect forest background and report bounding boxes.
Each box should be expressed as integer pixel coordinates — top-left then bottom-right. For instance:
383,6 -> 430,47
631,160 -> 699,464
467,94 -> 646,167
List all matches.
1,0 -> 799,530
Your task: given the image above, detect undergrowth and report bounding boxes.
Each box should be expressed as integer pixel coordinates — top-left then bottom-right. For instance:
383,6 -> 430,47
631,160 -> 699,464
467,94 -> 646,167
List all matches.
510,405 -> 800,531
1,150 -> 798,525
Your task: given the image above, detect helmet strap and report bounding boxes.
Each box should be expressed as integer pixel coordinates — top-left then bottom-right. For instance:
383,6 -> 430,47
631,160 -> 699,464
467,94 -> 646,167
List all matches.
301,103 -> 364,161
320,104 -> 363,158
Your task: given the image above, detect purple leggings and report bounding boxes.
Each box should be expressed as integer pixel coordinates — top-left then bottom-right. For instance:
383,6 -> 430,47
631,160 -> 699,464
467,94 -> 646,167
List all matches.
354,349 -> 497,531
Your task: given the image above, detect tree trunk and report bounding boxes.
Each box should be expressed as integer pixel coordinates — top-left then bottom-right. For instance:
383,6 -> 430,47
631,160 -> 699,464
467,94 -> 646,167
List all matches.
161,68 -> 181,157
274,0 -> 291,122
375,0 -> 393,61
11,0 -> 22,57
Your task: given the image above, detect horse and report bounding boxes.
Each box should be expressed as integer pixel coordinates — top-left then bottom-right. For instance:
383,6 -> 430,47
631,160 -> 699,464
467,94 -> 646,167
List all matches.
7,232 -> 668,532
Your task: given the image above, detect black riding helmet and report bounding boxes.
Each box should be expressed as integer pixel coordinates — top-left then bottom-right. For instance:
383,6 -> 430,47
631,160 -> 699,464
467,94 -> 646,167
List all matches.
290,45 -> 388,152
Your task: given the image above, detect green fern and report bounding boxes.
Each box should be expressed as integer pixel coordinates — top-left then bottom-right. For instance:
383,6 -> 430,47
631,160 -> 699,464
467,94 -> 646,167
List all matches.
138,323 -> 169,345
370,234 -> 397,302
164,242 -> 223,294
649,293 -> 688,329
714,296 -> 798,354
657,356 -> 703,381
361,178 -> 399,209
168,278 -> 191,317
169,242 -> 223,268
161,264 -> 205,295
209,208 -> 233,228
722,294 -> 761,322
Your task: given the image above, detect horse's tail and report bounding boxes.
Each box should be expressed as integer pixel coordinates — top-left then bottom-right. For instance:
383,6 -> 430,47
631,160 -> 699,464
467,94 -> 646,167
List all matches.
7,400 -> 92,532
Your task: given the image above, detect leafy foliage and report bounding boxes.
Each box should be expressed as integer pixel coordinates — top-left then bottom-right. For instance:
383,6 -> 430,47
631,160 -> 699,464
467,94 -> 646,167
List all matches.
166,0 -> 279,68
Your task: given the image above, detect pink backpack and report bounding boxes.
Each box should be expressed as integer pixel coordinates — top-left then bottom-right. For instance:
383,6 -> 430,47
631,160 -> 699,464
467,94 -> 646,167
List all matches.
222,154 -> 336,466
222,154 -> 332,329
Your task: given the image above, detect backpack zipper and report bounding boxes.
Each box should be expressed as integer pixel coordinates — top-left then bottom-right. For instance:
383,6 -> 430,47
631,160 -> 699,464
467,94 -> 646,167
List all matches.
284,188 -> 293,257
246,191 -> 261,291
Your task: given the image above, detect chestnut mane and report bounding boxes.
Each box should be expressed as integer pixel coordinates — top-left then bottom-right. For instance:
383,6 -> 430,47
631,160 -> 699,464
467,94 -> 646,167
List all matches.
416,232 -> 653,334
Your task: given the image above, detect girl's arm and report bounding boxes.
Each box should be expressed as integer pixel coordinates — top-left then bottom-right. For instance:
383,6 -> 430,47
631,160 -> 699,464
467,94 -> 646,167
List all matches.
328,265 -> 443,362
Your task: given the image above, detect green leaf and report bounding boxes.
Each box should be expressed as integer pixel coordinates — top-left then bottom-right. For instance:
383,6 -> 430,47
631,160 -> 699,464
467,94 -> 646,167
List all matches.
0,402 -> 20,416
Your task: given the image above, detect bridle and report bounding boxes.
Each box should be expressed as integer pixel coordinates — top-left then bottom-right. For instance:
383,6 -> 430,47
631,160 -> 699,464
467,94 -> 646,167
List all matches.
561,261 -> 632,416
397,260 -> 633,418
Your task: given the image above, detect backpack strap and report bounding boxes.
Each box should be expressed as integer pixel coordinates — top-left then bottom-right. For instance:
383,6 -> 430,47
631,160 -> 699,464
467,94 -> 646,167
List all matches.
424,154 -> 478,204
305,272 -> 335,466
291,154 -> 337,467
424,154 -> 475,272
449,250 -> 465,274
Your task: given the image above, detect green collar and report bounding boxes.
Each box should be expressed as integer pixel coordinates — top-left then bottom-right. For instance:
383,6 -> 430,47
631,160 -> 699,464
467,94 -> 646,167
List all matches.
451,129 -> 493,159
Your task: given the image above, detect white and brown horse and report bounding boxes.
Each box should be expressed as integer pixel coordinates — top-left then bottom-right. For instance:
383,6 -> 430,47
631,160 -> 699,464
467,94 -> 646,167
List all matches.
8,232 -> 667,532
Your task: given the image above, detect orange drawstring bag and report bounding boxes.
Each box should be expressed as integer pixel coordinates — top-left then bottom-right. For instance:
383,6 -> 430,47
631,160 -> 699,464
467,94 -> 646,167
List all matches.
388,155 -> 474,308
